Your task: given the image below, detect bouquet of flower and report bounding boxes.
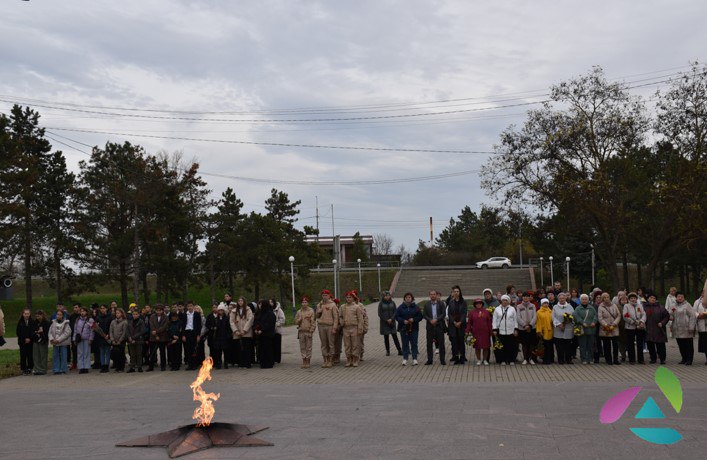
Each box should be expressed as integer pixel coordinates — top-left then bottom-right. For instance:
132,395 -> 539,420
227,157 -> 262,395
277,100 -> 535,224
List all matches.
464,333 -> 476,347
493,336 -> 504,350
562,312 -> 574,325
573,325 -> 584,336
532,340 -> 545,359
487,306 -> 495,314
405,321 -> 413,336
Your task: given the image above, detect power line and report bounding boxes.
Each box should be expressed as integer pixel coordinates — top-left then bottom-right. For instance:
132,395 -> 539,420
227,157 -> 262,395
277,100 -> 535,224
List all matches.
0,62 -> 697,116
44,127 -> 495,154
43,130 -> 481,186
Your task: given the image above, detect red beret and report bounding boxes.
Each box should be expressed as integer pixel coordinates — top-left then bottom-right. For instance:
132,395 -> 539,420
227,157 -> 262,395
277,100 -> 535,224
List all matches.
321,289 -> 332,296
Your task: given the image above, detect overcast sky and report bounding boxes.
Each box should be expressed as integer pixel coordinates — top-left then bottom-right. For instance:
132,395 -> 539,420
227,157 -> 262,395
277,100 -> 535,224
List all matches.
1,0 -> 705,254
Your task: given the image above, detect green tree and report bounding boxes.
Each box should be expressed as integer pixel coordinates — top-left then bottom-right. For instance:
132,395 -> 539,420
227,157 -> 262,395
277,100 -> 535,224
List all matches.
482,67 -> 649,291
351,232 -> 370,262
0,105 -> 55,307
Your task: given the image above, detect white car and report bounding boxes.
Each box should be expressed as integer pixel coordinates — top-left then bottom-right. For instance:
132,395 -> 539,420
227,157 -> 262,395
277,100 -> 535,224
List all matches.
475,257 -> 512,269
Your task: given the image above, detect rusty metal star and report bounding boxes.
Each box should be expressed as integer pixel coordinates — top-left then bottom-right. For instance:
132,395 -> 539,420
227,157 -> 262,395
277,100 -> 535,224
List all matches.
117,422 -> 273,458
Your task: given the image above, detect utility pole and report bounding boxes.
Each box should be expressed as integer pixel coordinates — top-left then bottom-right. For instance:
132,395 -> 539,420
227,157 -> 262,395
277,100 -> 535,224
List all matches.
331,204 -> 335,237
519,223 -> 523,268
429,217 -> 433,246
315,195 -> 319,242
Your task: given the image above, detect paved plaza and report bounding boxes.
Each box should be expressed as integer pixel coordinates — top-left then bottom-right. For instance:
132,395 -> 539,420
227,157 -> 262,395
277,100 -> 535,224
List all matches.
1,300 -> 705,459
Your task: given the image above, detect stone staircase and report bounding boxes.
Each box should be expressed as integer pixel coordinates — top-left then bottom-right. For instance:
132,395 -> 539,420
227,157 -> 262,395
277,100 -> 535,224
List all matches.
392,267 -> 535,299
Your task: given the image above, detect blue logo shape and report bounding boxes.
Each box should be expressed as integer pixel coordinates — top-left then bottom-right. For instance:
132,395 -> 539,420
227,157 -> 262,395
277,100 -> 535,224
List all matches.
635,397 -> 665,419
600,367 -> 683,445
630,428 -> 682,445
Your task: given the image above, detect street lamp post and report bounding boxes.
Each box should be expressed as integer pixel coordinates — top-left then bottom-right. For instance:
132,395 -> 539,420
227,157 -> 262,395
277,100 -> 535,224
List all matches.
376,263 -> 381,294
565,256 -> 570,291
540,257 -> 544,287
590,244 -> 595,287
289,256 -> 296,316
357,258 -> 362,294
332,259 -> 338,299
549,256 -> 554,286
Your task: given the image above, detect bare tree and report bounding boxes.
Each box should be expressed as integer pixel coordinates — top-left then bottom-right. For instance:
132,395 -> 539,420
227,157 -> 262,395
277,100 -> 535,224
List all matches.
373,233 -> 394,255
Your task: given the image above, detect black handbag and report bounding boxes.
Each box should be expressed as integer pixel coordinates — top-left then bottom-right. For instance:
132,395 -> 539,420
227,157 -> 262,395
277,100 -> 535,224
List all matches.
75,333 -> 82,343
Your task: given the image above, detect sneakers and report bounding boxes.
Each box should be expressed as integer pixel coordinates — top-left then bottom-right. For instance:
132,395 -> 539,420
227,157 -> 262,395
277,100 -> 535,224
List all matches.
522,360 -> 528,365
530,360 -> 536,365
483,360 -> 489,366
435,348 -> 439,354
501,362 -> 507,366
402,359 -> 407,366
412,359 -> 419,366
510,362 -> 515,366
476,360 -> 482,366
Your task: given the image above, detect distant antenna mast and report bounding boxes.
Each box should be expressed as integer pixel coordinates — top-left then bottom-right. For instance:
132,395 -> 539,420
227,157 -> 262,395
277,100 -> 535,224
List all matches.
315,196 -> 320,242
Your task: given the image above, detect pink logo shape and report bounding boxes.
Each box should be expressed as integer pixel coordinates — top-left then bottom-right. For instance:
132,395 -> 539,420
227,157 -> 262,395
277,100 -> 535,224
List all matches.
599,386 -> 641,424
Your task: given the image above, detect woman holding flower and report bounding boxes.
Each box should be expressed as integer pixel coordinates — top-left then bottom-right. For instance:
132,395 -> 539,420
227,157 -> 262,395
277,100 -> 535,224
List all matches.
492,295 -> 517,365
466,298 -> 492,365
598,292 -> 621,365
573,294 -> 597,364
623,292 -> 646,364
552,293 -> 575,364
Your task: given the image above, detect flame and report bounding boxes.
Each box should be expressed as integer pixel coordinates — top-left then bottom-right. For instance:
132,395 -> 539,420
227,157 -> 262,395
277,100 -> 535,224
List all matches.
189,357 -> 221,427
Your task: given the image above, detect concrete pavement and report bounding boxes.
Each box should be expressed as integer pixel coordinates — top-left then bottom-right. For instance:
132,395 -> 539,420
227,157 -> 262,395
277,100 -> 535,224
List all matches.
0,300 -> 705,459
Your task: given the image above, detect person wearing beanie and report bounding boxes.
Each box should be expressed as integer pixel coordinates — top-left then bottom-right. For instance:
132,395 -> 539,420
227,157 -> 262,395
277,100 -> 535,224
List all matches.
492,295 -> 518,365
536,299 -> 554,364
315,289 -> 339,368
466,298 -> 492,365
378,291 -> 402,356
294,297 -> 317,368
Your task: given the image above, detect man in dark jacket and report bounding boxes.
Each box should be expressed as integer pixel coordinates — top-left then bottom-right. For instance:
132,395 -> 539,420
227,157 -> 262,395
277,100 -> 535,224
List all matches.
94,305 -> 113,373
205,304 -> 219,360
16,309 -> 35,375
424,290 -> 446,365
446,285 -> 468,364
181,301 -> 202,370
68,303 -> 81,370
148,304 -> 169,371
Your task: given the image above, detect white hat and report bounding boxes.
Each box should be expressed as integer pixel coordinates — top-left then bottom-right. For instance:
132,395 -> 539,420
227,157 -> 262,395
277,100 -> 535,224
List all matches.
501,294 -> 511,302
540,298 -> 550,305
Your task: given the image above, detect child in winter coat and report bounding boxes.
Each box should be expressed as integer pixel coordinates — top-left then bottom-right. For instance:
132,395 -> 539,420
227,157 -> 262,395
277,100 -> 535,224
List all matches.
73,307 -> 95,374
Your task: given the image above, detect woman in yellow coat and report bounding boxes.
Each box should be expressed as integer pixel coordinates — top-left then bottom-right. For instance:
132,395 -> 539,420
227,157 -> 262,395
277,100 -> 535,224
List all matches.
536,298 -> 554,364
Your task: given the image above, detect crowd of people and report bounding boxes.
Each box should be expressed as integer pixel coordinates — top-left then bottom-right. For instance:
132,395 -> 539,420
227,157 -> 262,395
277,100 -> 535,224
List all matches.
1,279 -> 705,376
7,295 -> 287,375
374,281 -> 707,368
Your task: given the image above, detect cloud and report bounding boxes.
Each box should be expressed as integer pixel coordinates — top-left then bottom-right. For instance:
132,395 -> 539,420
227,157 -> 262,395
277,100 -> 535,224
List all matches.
1,0 -> 705,250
